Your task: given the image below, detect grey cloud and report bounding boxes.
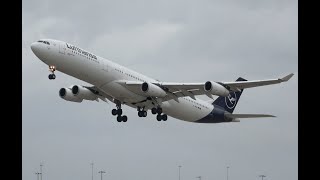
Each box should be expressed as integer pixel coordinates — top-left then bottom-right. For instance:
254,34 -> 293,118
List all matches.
23,1 -> 297,180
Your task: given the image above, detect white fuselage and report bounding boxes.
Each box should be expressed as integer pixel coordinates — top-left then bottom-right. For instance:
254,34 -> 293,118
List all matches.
31,39 -> 215,122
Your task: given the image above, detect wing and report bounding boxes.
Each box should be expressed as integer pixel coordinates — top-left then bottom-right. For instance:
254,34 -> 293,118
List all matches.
85,86 -> 114,103
156,82 -> 206,101
120,73 -> 294,102
221,73 -> 294,91
117,73 -> 293,102
121,81 -> 206,101
156,73 -> 294,102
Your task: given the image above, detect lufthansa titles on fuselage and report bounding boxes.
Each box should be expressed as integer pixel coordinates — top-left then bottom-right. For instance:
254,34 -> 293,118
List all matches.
66,43 -> 97,60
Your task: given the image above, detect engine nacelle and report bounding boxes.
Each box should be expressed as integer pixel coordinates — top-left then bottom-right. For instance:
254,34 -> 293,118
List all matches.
204,81 -> 229,97
72,85 -> 97,101
141,82 -> 167,97
59,88 -> 82,102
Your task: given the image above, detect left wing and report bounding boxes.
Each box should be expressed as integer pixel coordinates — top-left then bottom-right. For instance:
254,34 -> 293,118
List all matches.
85,86 -> 114,103
221,73 -> 294,91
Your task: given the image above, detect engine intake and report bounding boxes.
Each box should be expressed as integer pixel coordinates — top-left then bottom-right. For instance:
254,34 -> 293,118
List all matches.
204,81 -> 229,97
59,88 -> 82,102
141,82 -> 166,97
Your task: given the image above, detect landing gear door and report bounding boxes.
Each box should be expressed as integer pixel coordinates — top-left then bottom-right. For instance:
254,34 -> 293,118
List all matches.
59,42 -> 65,54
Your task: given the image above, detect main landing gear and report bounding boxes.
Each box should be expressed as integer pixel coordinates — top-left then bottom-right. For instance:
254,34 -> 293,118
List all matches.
111,102 -> 127,122
111,103 -> 167,122
48,65 -> 56,80
137,107 -> 147,117
151,107 -> 167,121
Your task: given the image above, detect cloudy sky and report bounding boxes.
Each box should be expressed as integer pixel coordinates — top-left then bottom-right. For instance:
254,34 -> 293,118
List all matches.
22,1 -> 297,180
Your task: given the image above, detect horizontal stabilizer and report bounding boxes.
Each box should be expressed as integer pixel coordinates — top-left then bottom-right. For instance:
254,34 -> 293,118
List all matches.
225,114 -> 276,119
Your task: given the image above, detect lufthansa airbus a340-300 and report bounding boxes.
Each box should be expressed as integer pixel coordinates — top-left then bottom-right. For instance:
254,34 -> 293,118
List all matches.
30,39 -> 294,123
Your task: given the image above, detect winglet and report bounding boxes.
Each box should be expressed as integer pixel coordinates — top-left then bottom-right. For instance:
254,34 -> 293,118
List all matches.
280,73 -> 294,82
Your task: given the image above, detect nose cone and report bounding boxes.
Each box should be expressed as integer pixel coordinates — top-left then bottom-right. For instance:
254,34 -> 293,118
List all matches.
30,41 -> 52,64
30,42 -> 38,53
30,42 -> 44,60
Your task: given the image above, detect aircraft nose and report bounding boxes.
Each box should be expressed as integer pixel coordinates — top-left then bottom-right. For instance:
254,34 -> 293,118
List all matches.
30,42 -> 38,53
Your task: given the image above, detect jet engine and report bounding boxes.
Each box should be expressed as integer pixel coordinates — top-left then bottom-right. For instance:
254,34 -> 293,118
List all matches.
141,82 -> 167,97
59,88 -> 83,102
204,81 -> 229,97
71,85 -> 97,101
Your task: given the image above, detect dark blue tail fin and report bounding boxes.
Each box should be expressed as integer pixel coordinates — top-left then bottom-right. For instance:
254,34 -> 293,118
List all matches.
212,77 -> 247,113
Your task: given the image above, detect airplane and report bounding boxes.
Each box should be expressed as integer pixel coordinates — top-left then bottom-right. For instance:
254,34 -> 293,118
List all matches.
30,39 -> 294,123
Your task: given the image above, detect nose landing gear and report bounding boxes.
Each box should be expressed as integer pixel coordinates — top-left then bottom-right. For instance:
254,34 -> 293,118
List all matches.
48,65 -> 56,80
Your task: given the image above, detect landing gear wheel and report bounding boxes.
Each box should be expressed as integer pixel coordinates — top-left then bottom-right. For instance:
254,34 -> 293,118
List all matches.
117,116 -> 122,122
151,108 -> 157,114
156,114 -> 162,121
142,111 -> 147,117
48,74 -> 56,80
122,116 -> 128,122
138,111 -> 147,117
156,107 -> 162,114
117,109 -> 123,116
162,114 -> 168,121
112,109 -> 118,116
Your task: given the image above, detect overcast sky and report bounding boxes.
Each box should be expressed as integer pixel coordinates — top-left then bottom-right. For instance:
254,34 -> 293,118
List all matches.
22,1 -> 297,180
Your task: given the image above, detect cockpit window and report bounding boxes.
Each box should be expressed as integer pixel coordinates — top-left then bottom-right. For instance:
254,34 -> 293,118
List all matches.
37,40 -> 50,45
